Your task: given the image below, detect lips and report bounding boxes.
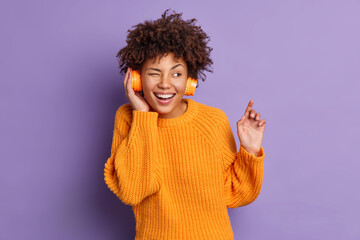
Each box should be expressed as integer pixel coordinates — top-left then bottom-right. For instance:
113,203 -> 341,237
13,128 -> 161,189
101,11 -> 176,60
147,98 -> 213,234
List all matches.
155,94 -> 175,100
154,92 -> 176,99
154,92 -> 176,95
154,93 -> 176,104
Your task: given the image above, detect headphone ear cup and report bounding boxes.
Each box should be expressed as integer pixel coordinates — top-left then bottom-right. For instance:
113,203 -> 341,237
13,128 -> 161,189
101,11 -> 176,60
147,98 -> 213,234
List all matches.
131,69 -> 142,92
185,77 -> 198,96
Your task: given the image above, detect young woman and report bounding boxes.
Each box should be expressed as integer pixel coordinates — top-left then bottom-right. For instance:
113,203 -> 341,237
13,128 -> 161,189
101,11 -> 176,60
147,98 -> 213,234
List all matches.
104,9 -> 266,240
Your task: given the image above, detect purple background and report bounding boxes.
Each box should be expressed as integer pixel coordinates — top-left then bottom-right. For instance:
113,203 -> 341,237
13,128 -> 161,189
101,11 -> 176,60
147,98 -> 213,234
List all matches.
1,0 -> 359,239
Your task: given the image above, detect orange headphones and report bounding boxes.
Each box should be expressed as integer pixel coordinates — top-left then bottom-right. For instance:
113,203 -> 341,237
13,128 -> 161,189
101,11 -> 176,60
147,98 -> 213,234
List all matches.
131,69 -> 198,96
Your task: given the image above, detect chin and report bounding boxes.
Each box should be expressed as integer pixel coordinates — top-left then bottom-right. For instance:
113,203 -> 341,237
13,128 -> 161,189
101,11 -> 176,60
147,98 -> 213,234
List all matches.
150,94 -> 181,113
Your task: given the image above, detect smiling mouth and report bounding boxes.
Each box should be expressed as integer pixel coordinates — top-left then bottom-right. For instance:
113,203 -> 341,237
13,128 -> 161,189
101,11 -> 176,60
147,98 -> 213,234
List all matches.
154,93 -> 176,100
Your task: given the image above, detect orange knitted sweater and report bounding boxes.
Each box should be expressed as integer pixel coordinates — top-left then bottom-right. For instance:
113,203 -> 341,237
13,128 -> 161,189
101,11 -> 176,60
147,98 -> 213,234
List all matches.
104,98 -> 265,240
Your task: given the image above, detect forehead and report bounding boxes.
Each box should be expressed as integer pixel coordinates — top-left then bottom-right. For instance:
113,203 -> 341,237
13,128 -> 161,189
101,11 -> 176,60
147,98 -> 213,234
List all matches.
144,52 -> 186,67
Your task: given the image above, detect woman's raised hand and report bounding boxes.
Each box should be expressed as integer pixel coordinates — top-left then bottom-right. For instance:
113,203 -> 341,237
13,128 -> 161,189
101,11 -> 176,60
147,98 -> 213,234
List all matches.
236,99 -> 266,156
124,67 -> 151,112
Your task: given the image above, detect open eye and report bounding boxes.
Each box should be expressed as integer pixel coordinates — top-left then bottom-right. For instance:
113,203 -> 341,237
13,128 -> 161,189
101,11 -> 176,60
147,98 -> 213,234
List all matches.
174,73 -> 182,77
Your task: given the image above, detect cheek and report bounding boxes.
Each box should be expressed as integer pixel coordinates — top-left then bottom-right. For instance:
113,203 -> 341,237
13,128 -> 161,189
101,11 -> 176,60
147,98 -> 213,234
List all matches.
142,78 -> 156,90
174,81 -> 187,91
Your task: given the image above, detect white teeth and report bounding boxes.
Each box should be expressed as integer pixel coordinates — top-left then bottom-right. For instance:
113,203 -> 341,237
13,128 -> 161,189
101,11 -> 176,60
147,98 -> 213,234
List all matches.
155,93 -> 175,99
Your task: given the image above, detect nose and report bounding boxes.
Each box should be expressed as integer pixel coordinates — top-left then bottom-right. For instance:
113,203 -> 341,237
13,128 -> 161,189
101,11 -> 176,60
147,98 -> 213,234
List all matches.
158,75 -> 172,89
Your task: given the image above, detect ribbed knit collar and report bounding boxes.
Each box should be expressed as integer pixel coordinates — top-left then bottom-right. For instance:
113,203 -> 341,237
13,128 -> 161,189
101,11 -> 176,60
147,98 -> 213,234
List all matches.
157,98 -> 198,128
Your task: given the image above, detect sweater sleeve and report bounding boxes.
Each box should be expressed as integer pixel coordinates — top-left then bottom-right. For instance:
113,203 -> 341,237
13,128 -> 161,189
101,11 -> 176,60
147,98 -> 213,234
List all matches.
104,105 -> 163,206
218,110 -> 265,208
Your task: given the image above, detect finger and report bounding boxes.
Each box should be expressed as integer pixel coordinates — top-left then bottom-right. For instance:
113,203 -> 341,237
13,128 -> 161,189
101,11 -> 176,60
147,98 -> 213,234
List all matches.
258,119 -> 266,126
124,67 -> 130,92
123,68 -> 127,90
255,112 -> 261,121
126,68 -> 133,94
237,114 -> 246,125
249,109 -> 256,118
134,91 -> 141,98
244,99 -> 254,117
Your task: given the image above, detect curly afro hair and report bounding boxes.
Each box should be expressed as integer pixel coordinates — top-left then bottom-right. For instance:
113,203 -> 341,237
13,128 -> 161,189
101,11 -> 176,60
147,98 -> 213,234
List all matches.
116,8 -> 214,83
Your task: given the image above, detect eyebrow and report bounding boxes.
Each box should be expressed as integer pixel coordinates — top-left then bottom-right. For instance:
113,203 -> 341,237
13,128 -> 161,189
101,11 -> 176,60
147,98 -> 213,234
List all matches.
147,64 -> 184,72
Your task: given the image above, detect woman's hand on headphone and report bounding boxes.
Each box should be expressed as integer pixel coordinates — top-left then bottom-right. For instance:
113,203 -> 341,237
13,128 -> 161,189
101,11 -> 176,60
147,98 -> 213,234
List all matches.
124,67 -> 150,112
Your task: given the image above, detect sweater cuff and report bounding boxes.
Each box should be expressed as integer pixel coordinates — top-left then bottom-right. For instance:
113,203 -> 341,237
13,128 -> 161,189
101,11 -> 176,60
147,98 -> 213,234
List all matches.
131,110 -> 159,130
238,145 -> 265,162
